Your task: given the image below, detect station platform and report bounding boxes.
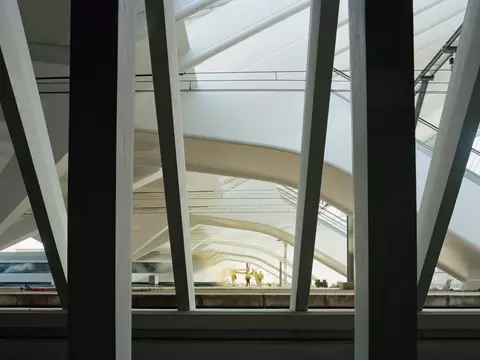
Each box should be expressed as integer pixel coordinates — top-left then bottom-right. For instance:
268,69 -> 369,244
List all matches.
0,288 -> 480,308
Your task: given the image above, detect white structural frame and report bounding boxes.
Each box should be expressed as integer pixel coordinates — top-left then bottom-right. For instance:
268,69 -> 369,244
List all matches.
133,224 -> 200,260
145,0 -> 195,311
417,0 -> 480,309
134,214 -> 346,275
0,215 -> 38,251
133,214 -> 346,278
211,251 -> 291,283
214,256 -> 283,284
0,105 -> 69,244
133,169 -> 163,191
290,0 -> 339,312
191,214 -> 347,276
175,0 -> 221,21
197,239 -> 296,277
27,1 -> 212,65
0,1 -> 68,306
178,0 -> 311,70
145,248 -> 291,284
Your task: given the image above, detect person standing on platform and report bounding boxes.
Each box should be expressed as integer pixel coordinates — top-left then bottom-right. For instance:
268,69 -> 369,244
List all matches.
245,272 -> 252,287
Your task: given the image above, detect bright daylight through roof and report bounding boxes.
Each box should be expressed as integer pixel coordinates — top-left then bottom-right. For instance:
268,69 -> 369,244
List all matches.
4,0 -> 480,358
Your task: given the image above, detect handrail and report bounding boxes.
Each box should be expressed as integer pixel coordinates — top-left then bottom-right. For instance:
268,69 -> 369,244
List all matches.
276,185 -> 347,235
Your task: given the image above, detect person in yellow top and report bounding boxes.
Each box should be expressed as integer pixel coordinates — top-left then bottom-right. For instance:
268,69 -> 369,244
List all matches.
231,271 -> 237,286
245,272 -> 252,287
257,271 -> 264,286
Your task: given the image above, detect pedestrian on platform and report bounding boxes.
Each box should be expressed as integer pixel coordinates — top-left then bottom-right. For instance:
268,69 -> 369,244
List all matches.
245,272 -> 252,287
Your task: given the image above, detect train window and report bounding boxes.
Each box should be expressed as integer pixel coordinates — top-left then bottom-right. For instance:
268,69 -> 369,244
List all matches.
0,262 -> 166,274
33,263 -> 51,273
0,262 -> 51,273
132,262 -> 168,273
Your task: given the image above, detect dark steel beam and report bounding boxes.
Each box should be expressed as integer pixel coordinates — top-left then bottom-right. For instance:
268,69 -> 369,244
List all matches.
349,0 -> 417,358
346,216 -> 354,283
68,0 -> 135,359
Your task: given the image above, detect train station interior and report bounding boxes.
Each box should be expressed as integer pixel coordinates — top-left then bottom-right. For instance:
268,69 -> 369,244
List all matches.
1,0 -> 480,359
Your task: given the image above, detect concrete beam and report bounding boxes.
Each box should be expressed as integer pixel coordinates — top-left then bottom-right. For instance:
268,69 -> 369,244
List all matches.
0,1 -> 67,306
132,224 -> 201,260
178,0 -> 311,71
175,0 -> 221,21
133,225 -> 168,258
417,0 -> 480,309
192,214 -> 347,276
0,97 -> 69,244
290,0 -> 339,312
68,0 -> 135,359
133,169 -> 163,191
214,256 -> 289,285
199,240 -> 296,280
131,176 -> 246,259
146,0 -> 195,311
131,214 -> 169,255
349,0 -> 417,359
28,42 -> 70,65
132,213 -> 347,277
27,4 -> 194,65
0,215 -> 37,251
210,251 -> 289,283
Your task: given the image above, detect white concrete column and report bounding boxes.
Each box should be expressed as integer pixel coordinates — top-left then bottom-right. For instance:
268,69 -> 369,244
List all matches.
0,0 -> 68,306
349,0 -> 417,359
290,0 -> 339,311
145,0 -> 195,311
0,95 -> 69,243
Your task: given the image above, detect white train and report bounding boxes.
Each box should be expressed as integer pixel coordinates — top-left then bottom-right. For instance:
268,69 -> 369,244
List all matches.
0,252 -> 176,286
0,252 -> 53,286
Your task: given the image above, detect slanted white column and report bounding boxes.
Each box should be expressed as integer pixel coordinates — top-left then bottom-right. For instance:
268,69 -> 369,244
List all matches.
290,0 -> 339,311
0,0 -> 67,307
145,0 -> 195,311
349,0 -> 417,359
417,0 -> 480,309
